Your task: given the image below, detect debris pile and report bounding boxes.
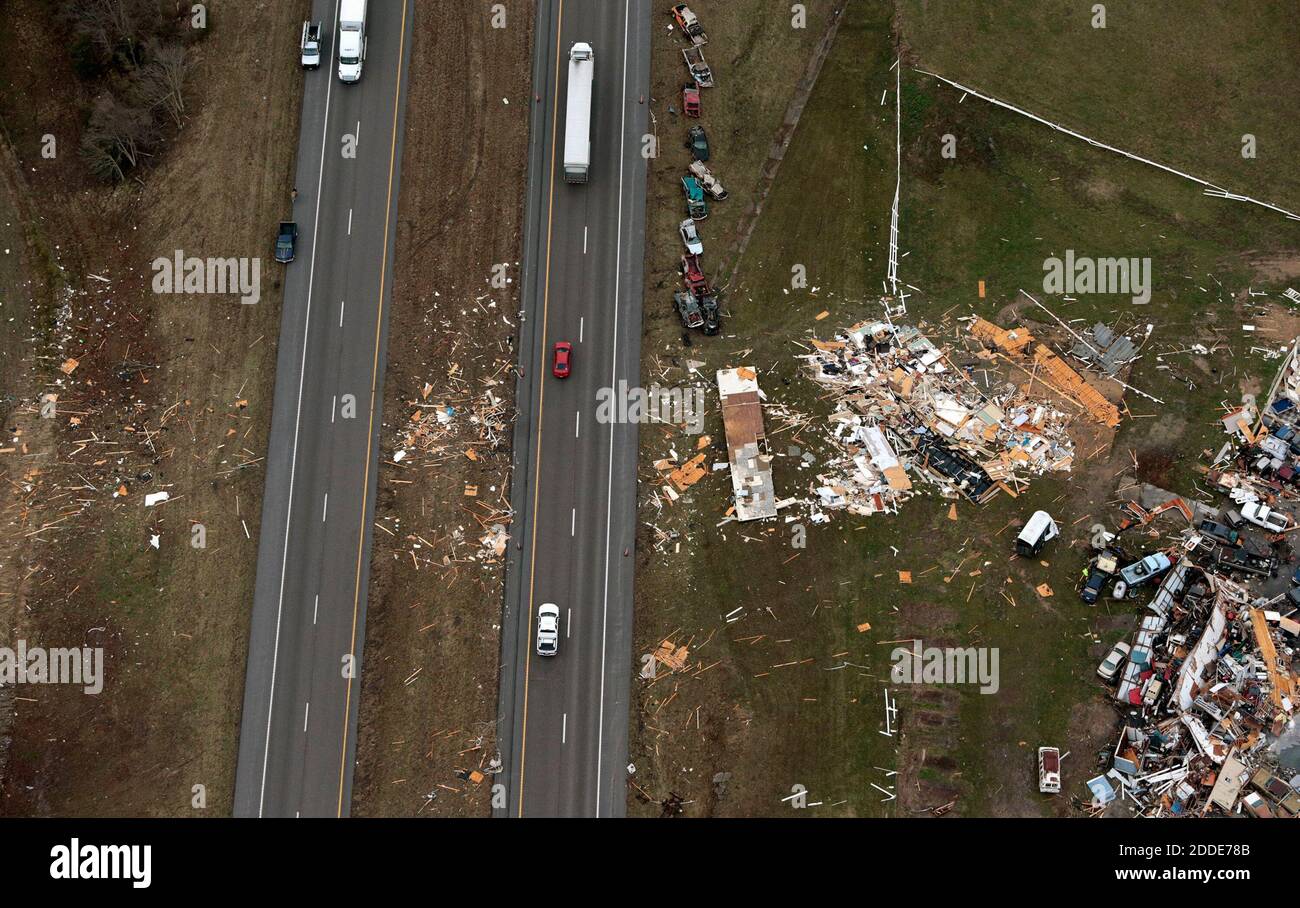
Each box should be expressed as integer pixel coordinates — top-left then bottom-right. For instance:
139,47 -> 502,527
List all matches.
798,319 -> 1076,517
1079,338 -> 1300,816
1071,322 -> 1137,377
968,316 -> 1122,428
393,376 -> 510,466
1209,336 -> 1300,506
380,321 -> 518,573
1083,550 -> 1299,817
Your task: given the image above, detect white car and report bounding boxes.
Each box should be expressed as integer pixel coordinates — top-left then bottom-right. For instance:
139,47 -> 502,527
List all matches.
679,218 -> 703,255
1097,640 -> 1131,682
536,603 -> 560,657
1241,501 -> 1290,533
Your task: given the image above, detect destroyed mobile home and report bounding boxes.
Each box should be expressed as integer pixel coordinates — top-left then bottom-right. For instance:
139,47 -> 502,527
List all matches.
1084,549 -> 1299,818
1079,341 -> 1300,818
797,318 -> 1077,517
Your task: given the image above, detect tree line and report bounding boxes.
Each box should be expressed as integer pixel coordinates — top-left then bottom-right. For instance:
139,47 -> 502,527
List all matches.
58,0 -> 200,183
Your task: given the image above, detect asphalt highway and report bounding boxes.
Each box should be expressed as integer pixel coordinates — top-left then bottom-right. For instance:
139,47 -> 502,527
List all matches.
234,0 -> 412,818
496,0 -> 651,817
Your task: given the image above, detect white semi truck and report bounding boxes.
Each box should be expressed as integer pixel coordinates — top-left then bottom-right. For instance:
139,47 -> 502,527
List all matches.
563,43 -> 594,184
338,0 -> 368,83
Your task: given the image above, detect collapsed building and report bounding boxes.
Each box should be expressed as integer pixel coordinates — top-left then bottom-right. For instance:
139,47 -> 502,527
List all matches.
1084,340 -> 1300,817
798,319 -> 1076,516
1087,553 -> 1299,817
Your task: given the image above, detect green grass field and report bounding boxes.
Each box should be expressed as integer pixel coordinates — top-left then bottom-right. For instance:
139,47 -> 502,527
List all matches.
631,1 -> 1300,815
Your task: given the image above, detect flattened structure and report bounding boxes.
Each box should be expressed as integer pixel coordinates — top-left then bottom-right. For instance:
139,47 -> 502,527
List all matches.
718,367 -> 777,520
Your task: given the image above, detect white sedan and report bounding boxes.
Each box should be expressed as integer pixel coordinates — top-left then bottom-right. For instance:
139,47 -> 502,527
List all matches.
1242,501 -> 1290,533
1097,640 -> 1131,682
679,218 -> 703,255
536,603 -> 560,657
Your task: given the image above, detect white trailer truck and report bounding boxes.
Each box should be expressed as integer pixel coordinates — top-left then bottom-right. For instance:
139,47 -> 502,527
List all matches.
338,0 -> 367,83
563,43 -> 594,184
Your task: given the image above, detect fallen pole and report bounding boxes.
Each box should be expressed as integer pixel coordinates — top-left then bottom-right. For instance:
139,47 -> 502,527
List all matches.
916,68 -> 1300,222
1019,289 -> 1164,404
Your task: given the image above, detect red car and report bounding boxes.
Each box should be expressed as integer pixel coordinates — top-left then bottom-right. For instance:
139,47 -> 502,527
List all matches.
680,253 -> 709,296
552,341 -> 572,378
682,84 -> 701,117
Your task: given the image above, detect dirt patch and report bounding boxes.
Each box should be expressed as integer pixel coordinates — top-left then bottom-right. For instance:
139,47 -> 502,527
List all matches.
349,2 -> 532,817
1246,254 -> 1300,285
0,0 -> 307,816
1083,177 -> 1121,202
1247,301 -> 1300,348
1061,696 -> 1122,813
1135,447 -> 1178,488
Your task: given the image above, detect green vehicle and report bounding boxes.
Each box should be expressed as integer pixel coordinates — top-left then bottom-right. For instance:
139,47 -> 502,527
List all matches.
680,176 -> 707,219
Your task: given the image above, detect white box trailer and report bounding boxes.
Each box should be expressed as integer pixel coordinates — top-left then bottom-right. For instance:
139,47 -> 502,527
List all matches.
338,0 -> 367,83
563,43 -> 594,184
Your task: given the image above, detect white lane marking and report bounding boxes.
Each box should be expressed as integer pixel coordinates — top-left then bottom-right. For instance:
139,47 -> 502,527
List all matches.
355,119 -> 361,145
331,395 -> 337,423
258,0 -> 341,818
566,607 -> 572,638
583,225 -> 588,254
303,701 -> 310,732
347,208 -> 353,235
339,299 -> 346,327
322,494 -> 329,523
571,508 -> 576,536
575,410 -> 581,438
562,712 -> 567,745
596,0 -> 634,818
579,316 -> 584,343
313,594 -> 319,625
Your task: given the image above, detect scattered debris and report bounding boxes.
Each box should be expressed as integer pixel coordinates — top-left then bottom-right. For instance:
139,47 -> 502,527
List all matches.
969,316 -> 1122,427
1080,344 -> 1300,816
798,318 -> 1076,518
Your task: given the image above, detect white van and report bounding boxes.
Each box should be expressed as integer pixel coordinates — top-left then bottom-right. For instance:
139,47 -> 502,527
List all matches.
1015,510 -> 1059,557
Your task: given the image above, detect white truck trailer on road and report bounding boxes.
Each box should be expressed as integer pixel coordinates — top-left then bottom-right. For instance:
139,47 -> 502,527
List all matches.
563,43 -> 594,184
338,0 -> 368,83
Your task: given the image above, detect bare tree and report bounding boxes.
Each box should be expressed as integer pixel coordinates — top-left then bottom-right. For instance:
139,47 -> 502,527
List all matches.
133,40 -> 189,127
80,93 -> 160,182
61,0 -> 164,69
61,1 -> 187,180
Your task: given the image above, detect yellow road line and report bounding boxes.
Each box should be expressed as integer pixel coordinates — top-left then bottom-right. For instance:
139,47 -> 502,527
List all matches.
337,0 -> 410,817
516,0 -> 565,817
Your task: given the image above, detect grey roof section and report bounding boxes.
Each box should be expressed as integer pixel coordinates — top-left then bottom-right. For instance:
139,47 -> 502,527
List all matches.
1072,322 -> 1137,375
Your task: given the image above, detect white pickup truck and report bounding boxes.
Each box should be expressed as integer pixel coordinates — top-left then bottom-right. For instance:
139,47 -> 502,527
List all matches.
1242,500 -> 1290,533
300,21 -> 322,70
